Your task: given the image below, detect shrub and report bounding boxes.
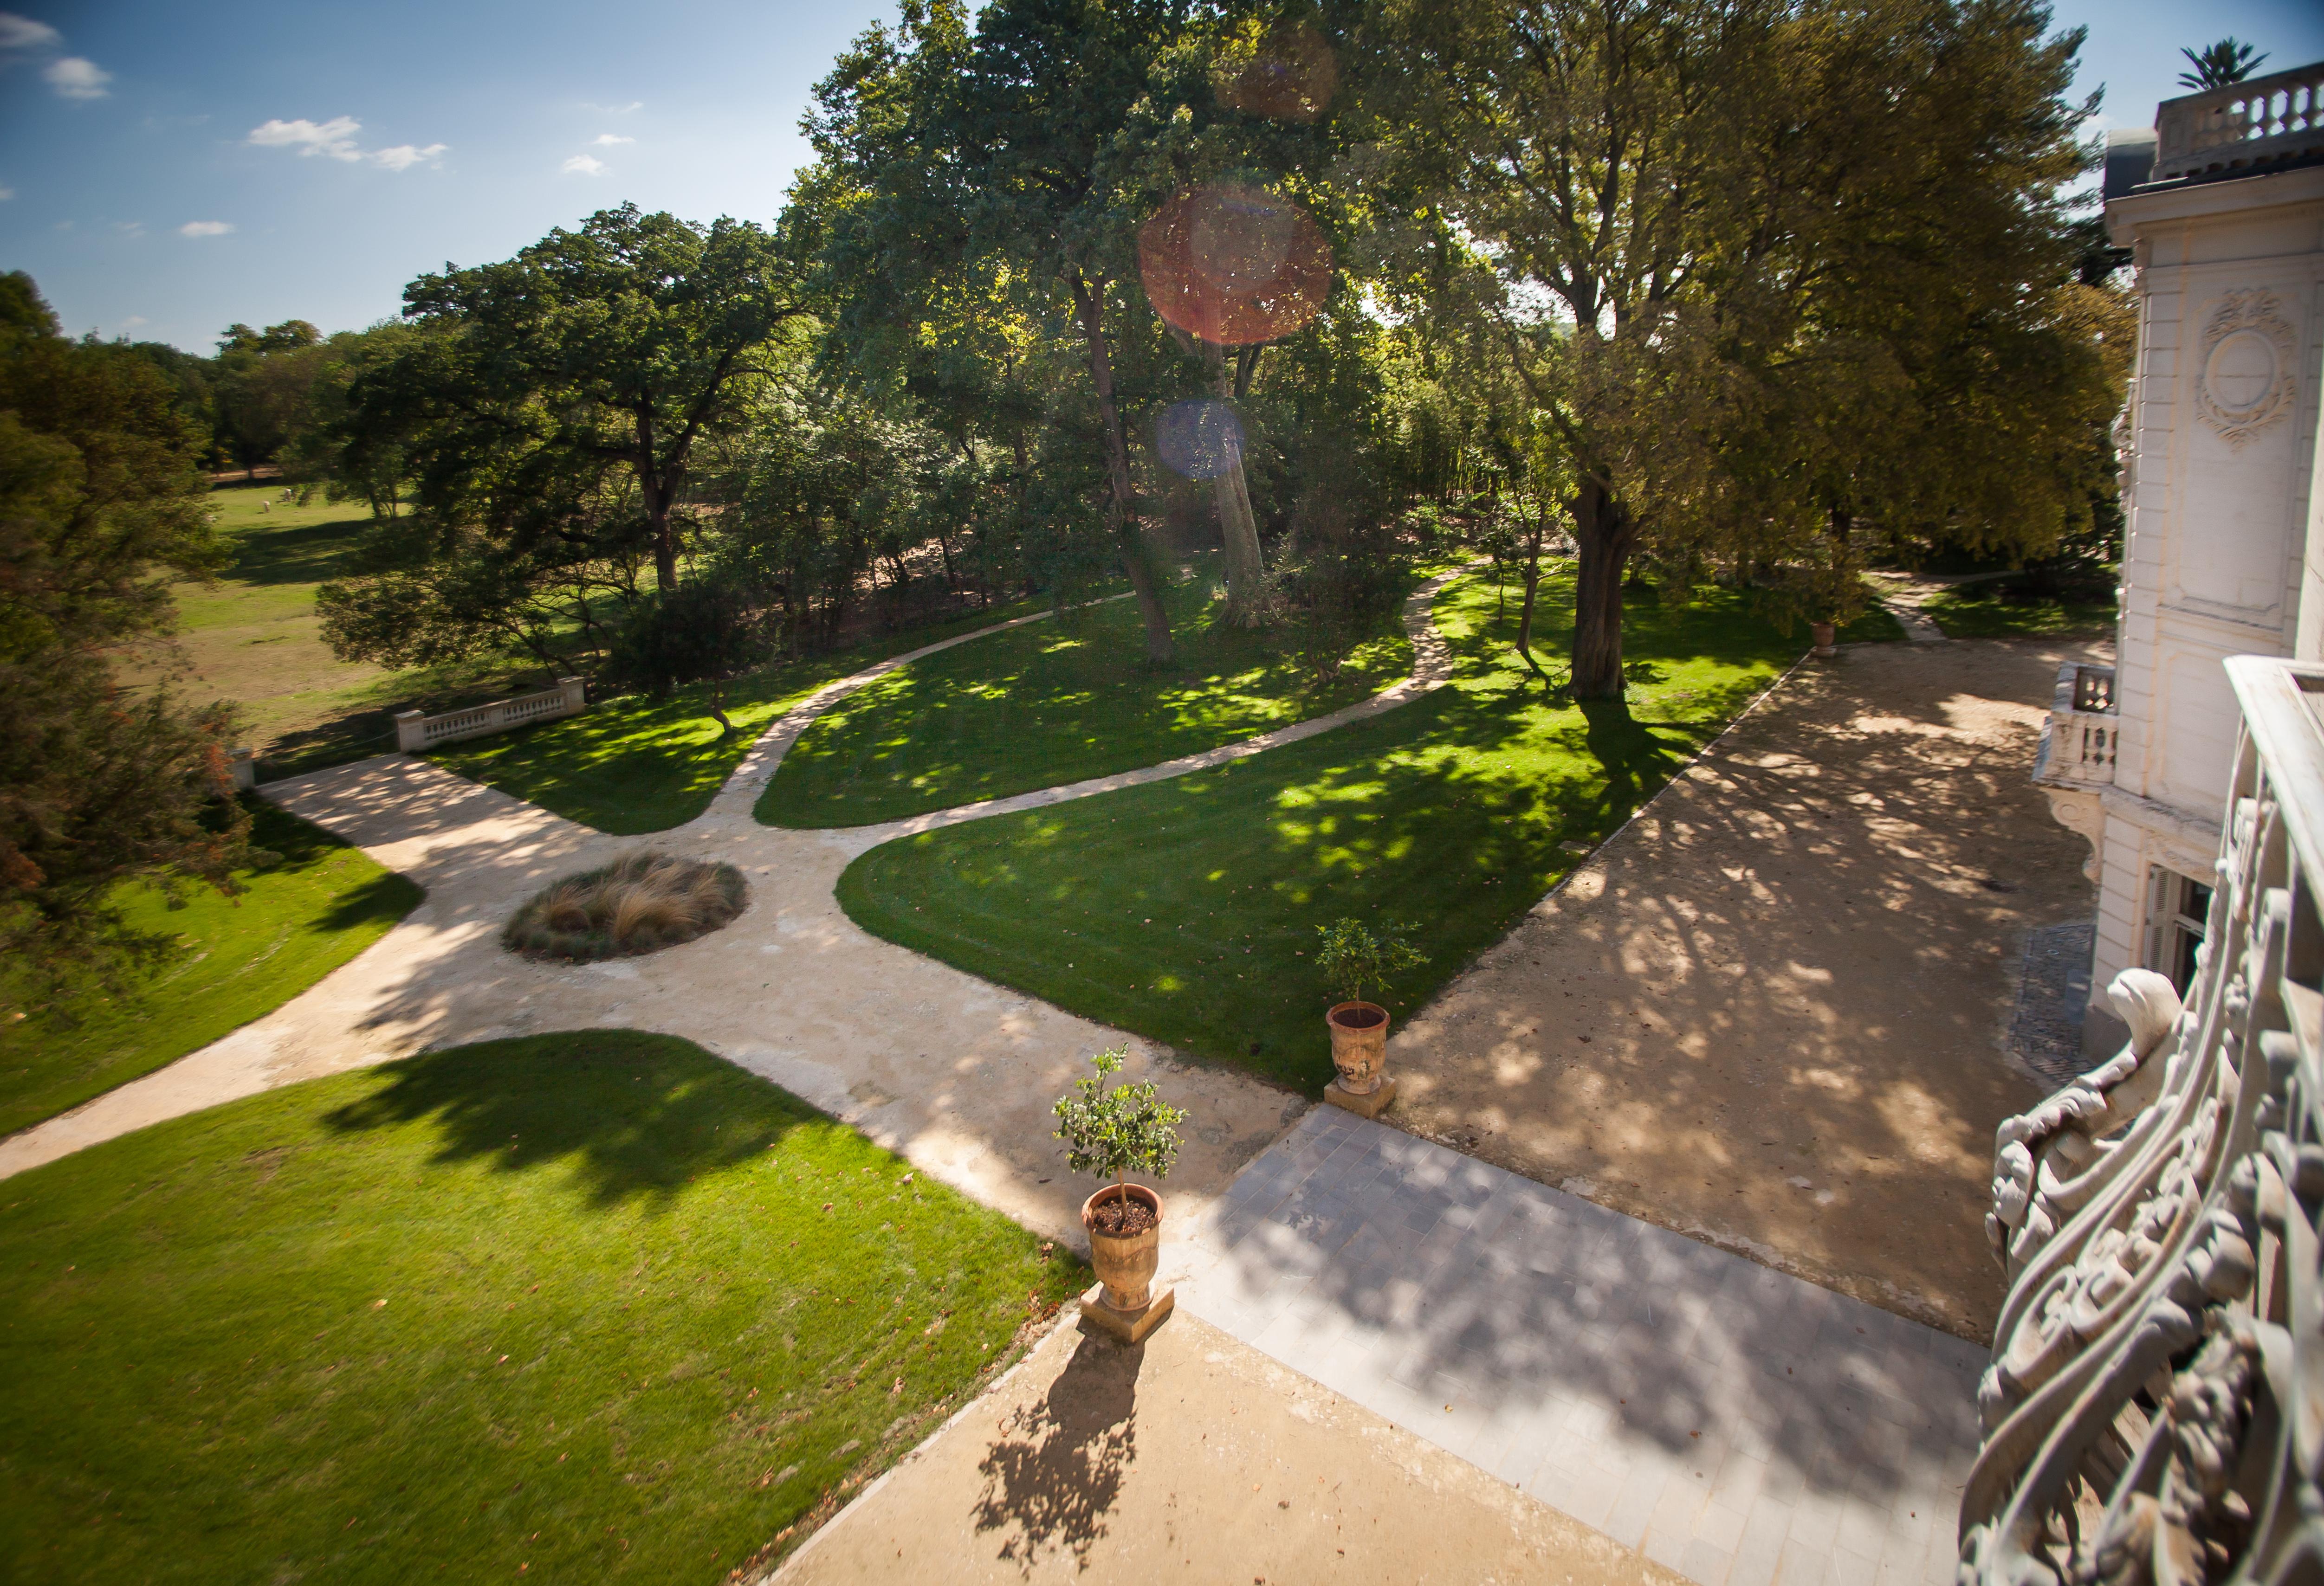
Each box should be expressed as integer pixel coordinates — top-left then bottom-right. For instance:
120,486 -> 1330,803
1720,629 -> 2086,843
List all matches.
1052,1045 -> 1185,1209
502,851 -> 746,962
1314,916 -> 1427,1006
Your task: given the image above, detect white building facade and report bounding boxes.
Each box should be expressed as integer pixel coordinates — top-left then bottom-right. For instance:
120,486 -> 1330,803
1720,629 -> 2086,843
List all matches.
2036,62 -> 2324,1057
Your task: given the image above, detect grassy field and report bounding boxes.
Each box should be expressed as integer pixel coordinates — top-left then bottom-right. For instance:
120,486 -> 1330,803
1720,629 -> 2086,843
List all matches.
1919,581 -> 2116,638
758,563 -> 1413,828
433,595 -> 1055,835
0,798 -> 421,1137
838,569 -> 1804,1093
130,482 -> 528,776
0,1030 -> 1084,1584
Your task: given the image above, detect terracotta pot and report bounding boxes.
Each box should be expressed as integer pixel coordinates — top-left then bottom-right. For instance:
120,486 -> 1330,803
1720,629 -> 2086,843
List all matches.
1082,1183 -> 1162,1312
1810,621 -> 1837,656
1327,1001 -> 1390,1094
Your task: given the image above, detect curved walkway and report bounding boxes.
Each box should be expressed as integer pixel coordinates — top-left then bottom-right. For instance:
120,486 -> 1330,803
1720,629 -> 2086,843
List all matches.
0,567 -> 1475,1257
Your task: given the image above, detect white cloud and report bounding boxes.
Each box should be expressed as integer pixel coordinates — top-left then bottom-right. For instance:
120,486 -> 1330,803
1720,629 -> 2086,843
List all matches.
371,142 -> 447,171
581,100 -> 642,114
179,220 -> 233,237
0,185 -> 13,201
562,154 -> 607,176
114,219 -> 142,237
120,315 -> 147,329
0,11 -> 58,49
591,133 -> 634,146
45,55 -> 109,98
249,115 -> 362,160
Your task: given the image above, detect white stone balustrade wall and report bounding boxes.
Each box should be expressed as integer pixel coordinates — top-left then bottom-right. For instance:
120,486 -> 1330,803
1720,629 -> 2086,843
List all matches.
393,677 -> 586,753
2153,64 -> 2324,185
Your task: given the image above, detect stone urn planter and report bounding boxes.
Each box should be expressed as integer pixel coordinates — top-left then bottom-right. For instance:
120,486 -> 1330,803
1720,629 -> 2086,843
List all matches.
1327,1001 -> 1390,1093
1314,918 -> 1425,1120
1053,1046 -> 1183,1345
1810,620 -> 1837,657
1083,1184 -> 1163,1313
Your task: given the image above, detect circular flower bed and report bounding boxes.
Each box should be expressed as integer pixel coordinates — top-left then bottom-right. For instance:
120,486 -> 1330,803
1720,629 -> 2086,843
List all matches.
502,850 -> 748,963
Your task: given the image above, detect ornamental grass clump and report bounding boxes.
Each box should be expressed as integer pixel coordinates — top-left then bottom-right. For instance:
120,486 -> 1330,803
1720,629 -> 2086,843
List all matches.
502,850 -> 747,963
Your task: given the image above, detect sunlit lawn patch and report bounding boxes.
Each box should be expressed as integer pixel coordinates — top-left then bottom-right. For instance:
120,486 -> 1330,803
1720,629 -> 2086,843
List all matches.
757,560 -> 1412,829
838,568 -> 1803,1092
0,798 -> 421,1137
0,1030 -> 1082,1584
432,597 -> 1053,835
1920,581 -> 2115,638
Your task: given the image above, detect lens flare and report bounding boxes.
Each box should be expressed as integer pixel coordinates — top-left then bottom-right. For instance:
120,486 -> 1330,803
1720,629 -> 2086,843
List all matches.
1216,24 -> 1339,123
1138,183 -> 1331,346
1154,398 -> 1245,480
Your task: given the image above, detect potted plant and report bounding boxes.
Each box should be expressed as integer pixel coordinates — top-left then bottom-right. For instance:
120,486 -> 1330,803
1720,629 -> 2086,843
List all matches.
1314,917 -> 1427,1115
1052,1045 -> 1186,1342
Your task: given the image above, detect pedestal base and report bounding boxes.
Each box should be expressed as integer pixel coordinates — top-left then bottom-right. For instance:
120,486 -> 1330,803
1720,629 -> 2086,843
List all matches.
1078,1283 -> 1174,1344
1324,1074 -> 1397,1119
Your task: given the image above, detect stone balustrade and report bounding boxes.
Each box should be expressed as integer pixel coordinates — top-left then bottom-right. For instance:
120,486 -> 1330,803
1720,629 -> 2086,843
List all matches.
2151,61 -> 2324,185
2033,660 -> 2118,788
1961,655 -> 2324,1586
394,677 -> 586,753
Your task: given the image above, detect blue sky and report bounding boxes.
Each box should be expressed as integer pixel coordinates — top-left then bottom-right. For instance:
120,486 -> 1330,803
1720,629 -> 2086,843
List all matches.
3,0 -> 2319,353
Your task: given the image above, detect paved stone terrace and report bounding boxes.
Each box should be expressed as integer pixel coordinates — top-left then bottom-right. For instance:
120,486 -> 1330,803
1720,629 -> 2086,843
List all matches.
1172,1106 -> 1983,1586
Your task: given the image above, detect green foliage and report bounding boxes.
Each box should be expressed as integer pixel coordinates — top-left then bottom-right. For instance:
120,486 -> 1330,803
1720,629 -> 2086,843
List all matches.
1361,0 -> 2122,696
0,274 -> 250,993
0,796 -> 420,1136
0,1030 -> 1085,1584
2178,38 -> 2267,90
605,578 -> 777,731
1314,916 -> 1427,1006
1051,1045 -> 1185,1193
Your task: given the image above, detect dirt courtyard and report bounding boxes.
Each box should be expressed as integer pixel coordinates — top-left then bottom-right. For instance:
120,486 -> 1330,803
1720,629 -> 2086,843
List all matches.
1392,638 -> 2109,1340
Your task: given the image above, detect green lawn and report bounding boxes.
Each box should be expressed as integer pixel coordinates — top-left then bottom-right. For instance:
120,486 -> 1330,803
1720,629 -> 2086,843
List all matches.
837,569 -> 1802,1092
0,798 -> 421,1137
1919,581 -> 2116,638
0,1030 -> 1084,1583
136,483 -> 526,777
432,596 -> 1055,835
758,562 -> 1413,829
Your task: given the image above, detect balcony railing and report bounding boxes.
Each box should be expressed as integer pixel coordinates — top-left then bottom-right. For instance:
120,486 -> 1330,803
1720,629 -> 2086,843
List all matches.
2033,661 -> 2117,787
1962,655 -> 2324,1586
2151,61 -> 2324,184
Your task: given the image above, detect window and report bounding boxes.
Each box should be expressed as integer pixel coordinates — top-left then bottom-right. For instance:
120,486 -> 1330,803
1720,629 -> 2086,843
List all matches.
2149,867 -> 2213,995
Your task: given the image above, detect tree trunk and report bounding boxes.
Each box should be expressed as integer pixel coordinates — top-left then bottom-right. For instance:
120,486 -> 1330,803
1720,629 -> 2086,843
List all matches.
1070,271 -> 1174,664
1202,340 -> 1267,627
1570,477 -> 1634,700
1515,527 -> 1546,680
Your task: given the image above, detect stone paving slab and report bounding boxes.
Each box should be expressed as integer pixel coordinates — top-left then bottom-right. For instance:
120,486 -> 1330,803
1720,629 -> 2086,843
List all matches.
1169,1107 -> 1982,1586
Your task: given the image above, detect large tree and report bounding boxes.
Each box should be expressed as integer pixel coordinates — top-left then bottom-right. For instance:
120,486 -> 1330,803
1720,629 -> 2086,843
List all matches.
348,204 -> 802,593
1366,0 -> 2113,696
0,274 -> 247,994
807,0 -> 1195,661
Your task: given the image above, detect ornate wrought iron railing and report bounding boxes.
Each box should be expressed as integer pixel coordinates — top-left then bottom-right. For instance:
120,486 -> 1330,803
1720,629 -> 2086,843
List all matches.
1963,655 -> 2324,1586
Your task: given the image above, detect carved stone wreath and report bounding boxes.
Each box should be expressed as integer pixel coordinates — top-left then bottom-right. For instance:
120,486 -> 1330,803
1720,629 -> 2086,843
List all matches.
2193,289 -> 2297,448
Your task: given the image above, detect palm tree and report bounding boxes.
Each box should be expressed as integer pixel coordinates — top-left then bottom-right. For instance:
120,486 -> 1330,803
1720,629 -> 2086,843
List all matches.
2178,39 -> 2270,91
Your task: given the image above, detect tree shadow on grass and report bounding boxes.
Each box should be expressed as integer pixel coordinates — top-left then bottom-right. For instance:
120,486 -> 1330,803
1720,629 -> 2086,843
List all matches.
971,1329 -> 1142,1575
322,1030 -> 813,1209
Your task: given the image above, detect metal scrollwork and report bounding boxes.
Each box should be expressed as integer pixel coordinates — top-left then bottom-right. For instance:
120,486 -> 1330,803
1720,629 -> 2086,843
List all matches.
1961,658 -> 2324,1586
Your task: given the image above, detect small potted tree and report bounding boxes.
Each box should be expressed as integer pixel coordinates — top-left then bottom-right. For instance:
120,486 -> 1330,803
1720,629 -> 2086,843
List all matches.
1053,1046 -> 1186,1344
1315,917 -> 1426,1117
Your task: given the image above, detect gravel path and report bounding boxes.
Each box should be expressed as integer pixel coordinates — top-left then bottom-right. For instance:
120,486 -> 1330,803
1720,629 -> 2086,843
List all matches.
0,569 -> 1472,1254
